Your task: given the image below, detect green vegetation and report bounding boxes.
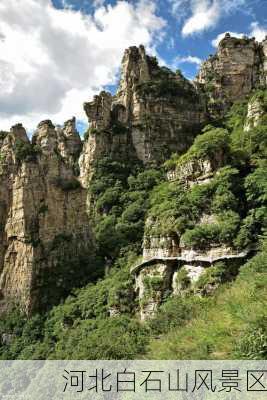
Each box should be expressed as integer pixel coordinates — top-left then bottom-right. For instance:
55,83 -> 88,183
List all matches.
90,157 -> 162,260
174,267 -> 191,292
14,141 -> 41,163
150,106 -> 267,250
0,131 -> 8,141
52,177 -> 81,191
136,79 -> 198,104
146,243 -> 267,359
0,90 -> 266,360
176,126 -> 230,166
146,164 -> 243,248
136,65 -> 197,103
0,253 -> 146,359
2,245 -> 264,360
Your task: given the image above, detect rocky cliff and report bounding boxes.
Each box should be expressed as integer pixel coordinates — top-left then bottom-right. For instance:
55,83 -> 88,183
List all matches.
0,119 -> 94,314
79,45 -> 208,185
196,33 -> 267,117
0,34 -> 266,316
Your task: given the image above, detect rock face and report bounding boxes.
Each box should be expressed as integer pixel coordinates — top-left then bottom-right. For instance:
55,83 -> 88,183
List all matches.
79,45 -> 208,183
0,36 -> 266,317
244,93 -> 266,131
133,235 -> 249,320
132,150 -> 248,320
0,120 -> 93,314
80,36 -> 267,184
196,33 -> 267,117
133,219 -> 249,319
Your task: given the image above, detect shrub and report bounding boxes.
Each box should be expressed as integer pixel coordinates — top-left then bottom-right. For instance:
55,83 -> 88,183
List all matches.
121,201 -> 145,223
52,177 -> 81,191
235,322 -> 267,359
14,141 -> 41,163
90,127 -> 99,135
178,127 -> 230,165
83,129 -> 89,141
148,296 -> 205,335
128,169 -> 162,191
96,186 -> 122,213
245,165 -> 267,207
143,276 -> 163,292
181,224 -> 221,249
175,267 -> 191,291
95,215 -> 118,258
146,242 -> 267,360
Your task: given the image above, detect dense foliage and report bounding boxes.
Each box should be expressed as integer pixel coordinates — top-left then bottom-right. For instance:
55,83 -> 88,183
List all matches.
147,241 -> 267,359
0,90 -> 266,360
89,156 -> 162,260
14,140 -> 41,163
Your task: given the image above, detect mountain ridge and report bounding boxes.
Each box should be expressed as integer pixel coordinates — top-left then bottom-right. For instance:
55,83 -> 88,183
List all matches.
0,33 -> 266,360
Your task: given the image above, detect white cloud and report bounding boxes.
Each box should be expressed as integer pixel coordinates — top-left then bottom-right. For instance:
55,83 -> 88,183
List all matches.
211,22 -> 267,47
182,0 -> 220,36
167,0 -> 188,19
180,0 -> 247,36
0,0 -> 165,132
174,55 -> 202,65
212,31 -> 244,47
250,21 -> 267,41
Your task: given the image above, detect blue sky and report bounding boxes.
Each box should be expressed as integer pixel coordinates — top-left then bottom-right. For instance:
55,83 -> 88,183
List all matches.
53,0 -> 267,81
0,0 -> 266,134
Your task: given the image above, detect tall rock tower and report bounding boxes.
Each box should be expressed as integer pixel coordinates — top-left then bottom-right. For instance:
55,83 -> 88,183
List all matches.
0,120 -> 94,314
79,45 -> 208,184
196,33 -> 267,117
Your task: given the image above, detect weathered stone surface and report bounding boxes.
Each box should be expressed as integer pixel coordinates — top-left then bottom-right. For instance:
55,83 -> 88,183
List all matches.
196,33 -> 266,117
79,45 -> 208,180
0,121 -> 93,314
1,37 -> 266,318
135,262 -> 174,321
84,91 -> 112,131
261,36 -> 267,85
133,192 -> 249,319
172,264 -> 205,296
57,117 -> 82,163
167,158 -> 216,185
244,94 -> 266,131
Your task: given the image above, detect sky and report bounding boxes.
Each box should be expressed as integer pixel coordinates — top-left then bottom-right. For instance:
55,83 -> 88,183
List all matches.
0,0 -> 266,135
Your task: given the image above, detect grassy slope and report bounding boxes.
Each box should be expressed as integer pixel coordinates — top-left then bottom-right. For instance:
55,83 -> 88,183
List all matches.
145,246 -> 267,359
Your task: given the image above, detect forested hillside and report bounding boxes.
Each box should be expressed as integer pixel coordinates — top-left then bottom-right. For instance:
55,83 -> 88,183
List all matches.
0,89 -> 266,360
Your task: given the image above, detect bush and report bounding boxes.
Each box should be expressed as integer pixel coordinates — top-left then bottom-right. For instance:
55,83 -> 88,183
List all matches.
95,215 -> 118,258
128,169 -> 162,191
177,127 -> 230,165
245,165 -> 267,206
52,177 -> 81,191
53,316 -> 149,359
148,296 -> 204,335
175,267 -> 191,292
14,141 -> 41,163
136,77 -> 197,102
96,186 -> 122,213
90,159 -> 160,261
235,322 -> 267,359
181,224 -> 221,249
146,242 -> 267,359
121,201 -> 145,223
181,211 -> 240,249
